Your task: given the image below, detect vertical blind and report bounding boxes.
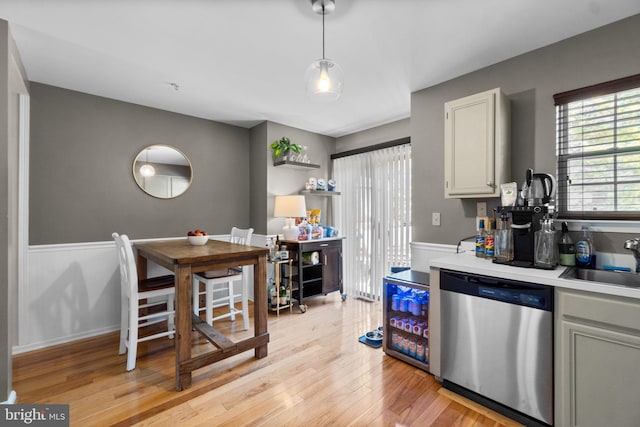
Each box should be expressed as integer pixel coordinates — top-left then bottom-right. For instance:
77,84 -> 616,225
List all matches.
555,74 -> 640,219
333,143 -> 411,301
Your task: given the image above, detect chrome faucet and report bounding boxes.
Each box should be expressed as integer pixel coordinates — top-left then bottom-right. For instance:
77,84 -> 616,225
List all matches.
624,238 -> 640,273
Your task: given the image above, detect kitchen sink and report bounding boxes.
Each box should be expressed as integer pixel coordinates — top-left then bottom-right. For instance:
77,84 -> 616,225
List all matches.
560,267 -> 640,288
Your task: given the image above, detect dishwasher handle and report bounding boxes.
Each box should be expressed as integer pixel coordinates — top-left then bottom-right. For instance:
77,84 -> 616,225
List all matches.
467,276 -> 501,287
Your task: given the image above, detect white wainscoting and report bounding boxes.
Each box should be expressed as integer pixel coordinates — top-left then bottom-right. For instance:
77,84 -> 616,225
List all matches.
410,241 -> 463,272
16,234 -> 270,354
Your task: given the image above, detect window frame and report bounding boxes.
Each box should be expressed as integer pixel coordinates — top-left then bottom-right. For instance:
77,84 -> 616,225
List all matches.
554,73 -> 640,221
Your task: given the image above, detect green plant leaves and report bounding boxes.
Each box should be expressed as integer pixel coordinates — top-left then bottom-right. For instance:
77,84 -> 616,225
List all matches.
270,137 -> 302,158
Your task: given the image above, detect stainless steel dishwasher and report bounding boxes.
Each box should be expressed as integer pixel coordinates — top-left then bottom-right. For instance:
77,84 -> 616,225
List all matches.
440,270 -> 553,427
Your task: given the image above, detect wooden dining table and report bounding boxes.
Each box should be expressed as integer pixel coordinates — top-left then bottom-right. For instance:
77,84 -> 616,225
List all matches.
134,238 -> 269,391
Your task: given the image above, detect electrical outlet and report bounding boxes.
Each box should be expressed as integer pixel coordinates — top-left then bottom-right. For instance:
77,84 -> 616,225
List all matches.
432,212 -> 441,226
477,202 -> 487,217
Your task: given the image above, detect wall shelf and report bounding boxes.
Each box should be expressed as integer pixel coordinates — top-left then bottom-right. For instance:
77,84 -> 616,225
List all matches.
300,190 -> 341,196
273,160 -> 320,170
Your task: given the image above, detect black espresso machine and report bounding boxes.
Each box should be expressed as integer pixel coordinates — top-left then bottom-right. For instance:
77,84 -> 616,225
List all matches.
497,205 -> 548,267
496,169 -> 556,268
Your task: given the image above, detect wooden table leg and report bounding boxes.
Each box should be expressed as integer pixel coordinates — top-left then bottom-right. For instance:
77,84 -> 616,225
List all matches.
254,254 -> 268,358
175,264 -> 193,391
136,252 -> 148,281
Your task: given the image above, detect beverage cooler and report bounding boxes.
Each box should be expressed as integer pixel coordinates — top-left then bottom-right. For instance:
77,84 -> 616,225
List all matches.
382,270 -> 430,372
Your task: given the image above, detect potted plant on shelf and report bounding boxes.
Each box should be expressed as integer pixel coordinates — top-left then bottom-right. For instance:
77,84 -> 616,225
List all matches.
270,137 -> 302,162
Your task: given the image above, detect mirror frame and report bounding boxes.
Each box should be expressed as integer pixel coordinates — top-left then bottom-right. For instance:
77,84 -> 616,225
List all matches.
132,144 -> 193,199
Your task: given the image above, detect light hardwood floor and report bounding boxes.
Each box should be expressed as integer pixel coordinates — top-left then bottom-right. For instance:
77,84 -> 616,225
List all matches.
13,296 -> 521,426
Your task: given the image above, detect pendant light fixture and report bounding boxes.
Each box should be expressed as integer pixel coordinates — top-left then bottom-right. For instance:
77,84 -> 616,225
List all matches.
139,148 -> 155,177
304,0 -> 343,101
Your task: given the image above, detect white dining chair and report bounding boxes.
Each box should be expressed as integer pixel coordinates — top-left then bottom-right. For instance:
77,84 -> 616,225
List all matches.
192,227 -> 253,330
112,232 -> 176,371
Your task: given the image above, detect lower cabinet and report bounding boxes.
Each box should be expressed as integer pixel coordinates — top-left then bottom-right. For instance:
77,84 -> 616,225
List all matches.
284,238 -> 344,306
555,288 -> 640,427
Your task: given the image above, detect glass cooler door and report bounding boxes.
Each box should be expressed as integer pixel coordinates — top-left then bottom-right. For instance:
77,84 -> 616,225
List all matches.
382,270 -> 430,372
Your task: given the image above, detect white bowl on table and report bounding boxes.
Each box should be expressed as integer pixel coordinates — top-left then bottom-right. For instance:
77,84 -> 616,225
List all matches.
187,235 -> 208,246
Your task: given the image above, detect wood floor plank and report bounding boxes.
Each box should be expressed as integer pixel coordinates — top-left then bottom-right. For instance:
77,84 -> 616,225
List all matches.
438,388 -> 524,427
13,297 -> 519,427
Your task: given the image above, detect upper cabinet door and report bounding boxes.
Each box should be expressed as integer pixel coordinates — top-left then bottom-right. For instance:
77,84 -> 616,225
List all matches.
444,88 -> 510,198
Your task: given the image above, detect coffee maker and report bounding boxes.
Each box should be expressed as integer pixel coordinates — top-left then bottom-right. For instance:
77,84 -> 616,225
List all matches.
498,205 -> 548,267
497,169 -> 556,267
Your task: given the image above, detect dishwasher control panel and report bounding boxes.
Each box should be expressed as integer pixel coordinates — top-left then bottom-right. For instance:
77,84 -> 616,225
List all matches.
440,269 -> 553,311
478,286 -> 547,309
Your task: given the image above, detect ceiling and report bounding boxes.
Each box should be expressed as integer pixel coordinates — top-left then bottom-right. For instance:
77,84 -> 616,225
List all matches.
2,1 -> 639,138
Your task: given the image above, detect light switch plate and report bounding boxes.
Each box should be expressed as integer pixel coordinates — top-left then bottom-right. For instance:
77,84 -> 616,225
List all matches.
477,202 -> 487,217
432,212 -> 441,226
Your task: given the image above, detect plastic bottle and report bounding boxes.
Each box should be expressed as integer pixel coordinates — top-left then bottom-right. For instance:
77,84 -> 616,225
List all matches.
558,222 -> 576,266
485,219 -> 496,259
475,219 -> 486,258
575,225 -> 595,269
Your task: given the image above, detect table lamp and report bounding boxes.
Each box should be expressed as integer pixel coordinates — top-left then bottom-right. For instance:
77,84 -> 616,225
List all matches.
274,195 -> 307,241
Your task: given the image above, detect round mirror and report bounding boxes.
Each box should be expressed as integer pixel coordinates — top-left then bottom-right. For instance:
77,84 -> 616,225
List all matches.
133,145 -> 193,198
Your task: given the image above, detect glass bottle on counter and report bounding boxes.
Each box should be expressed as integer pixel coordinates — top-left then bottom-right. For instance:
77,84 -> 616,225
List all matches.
495,213 -> 513,262
485,219 -> 496,259
534,217 -> 557,269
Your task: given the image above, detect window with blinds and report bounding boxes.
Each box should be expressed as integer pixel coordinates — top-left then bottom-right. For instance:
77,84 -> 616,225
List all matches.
332,142 -> 411,301
554,74 -> 640,219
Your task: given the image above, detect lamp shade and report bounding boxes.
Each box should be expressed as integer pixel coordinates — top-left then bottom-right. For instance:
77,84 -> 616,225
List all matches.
305,58 -> 344,101
274,195 -> 307,218
139,163 -> 155,177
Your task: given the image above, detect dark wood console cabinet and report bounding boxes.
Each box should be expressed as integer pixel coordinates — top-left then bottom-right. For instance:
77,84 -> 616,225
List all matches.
283,238 -> 345,307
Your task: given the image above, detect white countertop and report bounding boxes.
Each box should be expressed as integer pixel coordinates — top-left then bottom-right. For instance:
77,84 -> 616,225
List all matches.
430,251 -> 640,300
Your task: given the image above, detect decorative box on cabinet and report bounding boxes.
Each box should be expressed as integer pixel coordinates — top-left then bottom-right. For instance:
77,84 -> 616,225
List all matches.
444,87 -> 510,198
282,238 -> 345,311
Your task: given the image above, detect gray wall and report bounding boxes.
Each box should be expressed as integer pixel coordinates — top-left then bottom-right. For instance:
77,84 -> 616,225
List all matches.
29,83 -> 251,244
335,118 -> 410,153
411,14 -> 640,250
249,122 -> 268,234
1,19 -> 28,402
265,121 -> 335,235
248,120 -> 337,235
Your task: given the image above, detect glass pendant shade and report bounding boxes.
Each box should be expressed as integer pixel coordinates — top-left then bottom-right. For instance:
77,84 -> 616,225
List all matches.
140,164 -> 155,177
305,58 -> 344,101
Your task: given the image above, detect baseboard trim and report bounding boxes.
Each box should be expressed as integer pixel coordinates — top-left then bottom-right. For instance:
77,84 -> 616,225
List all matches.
13,325 -> 120,354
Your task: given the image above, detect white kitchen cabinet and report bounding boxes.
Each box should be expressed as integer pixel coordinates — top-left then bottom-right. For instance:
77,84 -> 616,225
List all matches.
555,288 -> 640,427
444,88 -> 510,198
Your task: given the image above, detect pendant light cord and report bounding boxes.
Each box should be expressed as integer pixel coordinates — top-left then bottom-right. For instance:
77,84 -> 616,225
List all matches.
322,4 -> 325,59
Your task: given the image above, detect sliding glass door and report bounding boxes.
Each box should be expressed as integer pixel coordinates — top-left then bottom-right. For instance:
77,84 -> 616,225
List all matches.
333,143 -> 411,301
